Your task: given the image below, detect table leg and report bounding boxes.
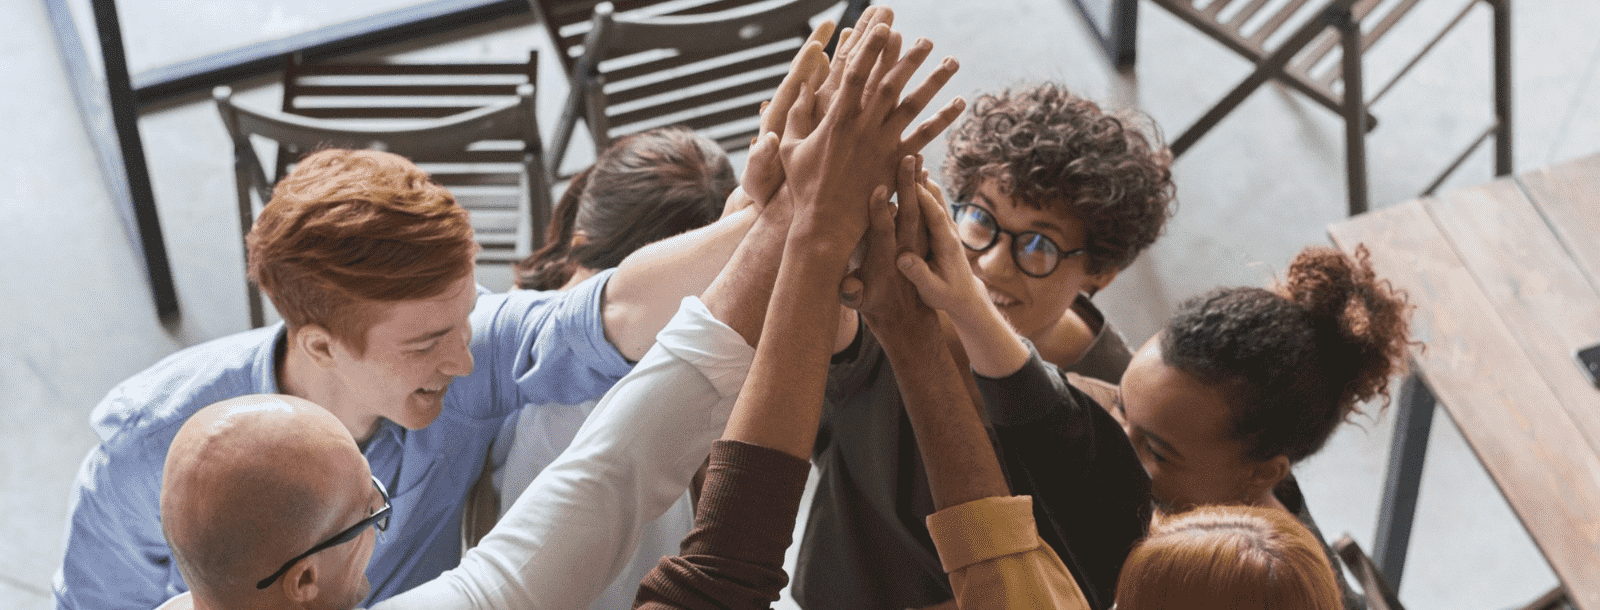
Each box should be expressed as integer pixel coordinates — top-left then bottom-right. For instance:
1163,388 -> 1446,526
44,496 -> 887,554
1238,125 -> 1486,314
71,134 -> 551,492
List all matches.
1373,372 -> 1436,589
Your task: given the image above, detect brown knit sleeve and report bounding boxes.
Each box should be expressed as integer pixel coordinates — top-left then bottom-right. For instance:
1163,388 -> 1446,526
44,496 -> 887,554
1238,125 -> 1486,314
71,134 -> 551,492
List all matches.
634,440 -> 811,610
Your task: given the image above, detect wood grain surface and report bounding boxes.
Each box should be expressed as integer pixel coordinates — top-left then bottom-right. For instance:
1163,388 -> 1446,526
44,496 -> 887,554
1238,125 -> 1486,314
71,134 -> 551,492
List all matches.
1328,184 -> 1600,608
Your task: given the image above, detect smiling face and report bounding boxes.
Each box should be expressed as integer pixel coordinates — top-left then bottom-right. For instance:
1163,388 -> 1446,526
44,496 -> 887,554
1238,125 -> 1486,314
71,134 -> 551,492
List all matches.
962,178 -> 1102,340
326,272 -> 478,436
1116,336 -> 1269,511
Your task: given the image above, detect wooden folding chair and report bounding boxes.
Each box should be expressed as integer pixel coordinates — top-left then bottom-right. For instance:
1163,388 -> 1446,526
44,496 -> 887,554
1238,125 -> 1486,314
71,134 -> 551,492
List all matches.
215,83 -> 545,327
538,0 -> 867,176
1142,0 -> 1511,215
1335,534 -> 1572,610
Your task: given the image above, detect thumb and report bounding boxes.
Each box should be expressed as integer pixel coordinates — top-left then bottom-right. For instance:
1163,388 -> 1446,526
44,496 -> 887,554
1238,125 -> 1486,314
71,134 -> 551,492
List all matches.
741,132 -> 783,203
839,274 -> 865,310
897,252 -> 940,295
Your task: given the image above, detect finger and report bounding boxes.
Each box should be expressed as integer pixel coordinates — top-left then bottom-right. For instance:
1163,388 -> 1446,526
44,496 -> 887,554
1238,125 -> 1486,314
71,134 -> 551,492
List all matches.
763,40 -> 828,136
920,174 -> 965,266
804,19 -> 836,56
839,274 -> 864,310
871,174 -> 898,253
862,30 -> 903,110
894,155 -> 920,251
828,23 -> 890,121
873,37 -> 934,119
836,6 -> 891,62
901,156 -> 927,258
890,55 -> 960,134
740,131 -> 784,204
897,251 -> 942,296
785,83 -> 817,141
900,95 -> 967,156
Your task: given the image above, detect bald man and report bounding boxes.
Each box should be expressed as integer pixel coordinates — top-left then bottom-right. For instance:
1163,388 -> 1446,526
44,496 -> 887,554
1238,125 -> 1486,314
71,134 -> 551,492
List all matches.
154,16 -> 959,610
158,395 -> 381,610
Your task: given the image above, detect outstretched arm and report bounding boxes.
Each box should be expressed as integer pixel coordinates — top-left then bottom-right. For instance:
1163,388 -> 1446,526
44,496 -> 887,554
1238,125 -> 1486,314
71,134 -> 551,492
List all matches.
599,6 -> 964,361
636,18 -> 963,609
857,158 -> 1093,610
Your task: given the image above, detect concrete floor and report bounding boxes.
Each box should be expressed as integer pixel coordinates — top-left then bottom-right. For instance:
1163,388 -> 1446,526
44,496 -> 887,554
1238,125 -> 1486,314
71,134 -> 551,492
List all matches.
5,0 -> 1596,608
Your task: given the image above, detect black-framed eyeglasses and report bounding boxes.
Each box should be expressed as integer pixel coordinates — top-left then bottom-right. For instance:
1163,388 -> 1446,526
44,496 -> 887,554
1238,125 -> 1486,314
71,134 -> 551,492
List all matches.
256,475 -> 391,590
950,203 -> 1087,278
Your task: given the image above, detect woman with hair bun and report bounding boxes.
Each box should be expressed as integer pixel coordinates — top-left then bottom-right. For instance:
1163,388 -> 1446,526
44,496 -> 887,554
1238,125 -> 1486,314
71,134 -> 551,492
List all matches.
1111,244 -> 1410,609
901,235 -> 1409,609
1115,505 -> 1344,610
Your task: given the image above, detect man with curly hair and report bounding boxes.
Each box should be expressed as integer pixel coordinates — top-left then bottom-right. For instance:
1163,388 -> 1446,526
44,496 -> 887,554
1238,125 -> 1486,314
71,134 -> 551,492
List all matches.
794,82 -> 1175,610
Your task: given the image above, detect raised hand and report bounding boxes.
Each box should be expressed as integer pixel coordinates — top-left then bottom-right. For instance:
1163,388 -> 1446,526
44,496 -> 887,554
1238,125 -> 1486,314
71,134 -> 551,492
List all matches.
895,168 -> 989,321
724,31 -> 834,218
816,7 -> 965,162
849,155 -> 939,335
775,21 -> 960,251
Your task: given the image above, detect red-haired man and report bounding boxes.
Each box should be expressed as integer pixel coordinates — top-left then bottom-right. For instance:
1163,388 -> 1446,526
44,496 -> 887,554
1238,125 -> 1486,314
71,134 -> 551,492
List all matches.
54,9 -> 966,610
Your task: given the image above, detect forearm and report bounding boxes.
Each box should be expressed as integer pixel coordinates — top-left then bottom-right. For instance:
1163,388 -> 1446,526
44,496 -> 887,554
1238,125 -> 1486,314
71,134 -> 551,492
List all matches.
944,293 -> 1032,379
875,318 -> 1010,509
722,233 -> 852,460
603,207 -> 758,360
378,299 -> 753,610
701,207 -> 789,348
635,440 -> 810,610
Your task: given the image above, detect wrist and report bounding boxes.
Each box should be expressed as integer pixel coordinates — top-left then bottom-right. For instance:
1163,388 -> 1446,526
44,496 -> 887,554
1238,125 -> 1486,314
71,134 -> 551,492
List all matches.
867,307 -> 941,351
786,222 -> 860,268
948,298 -> 1030,378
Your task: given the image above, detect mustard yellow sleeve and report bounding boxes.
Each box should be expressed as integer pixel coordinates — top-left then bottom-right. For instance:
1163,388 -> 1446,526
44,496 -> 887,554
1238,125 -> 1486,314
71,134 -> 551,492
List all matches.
925,496 -> 1092,610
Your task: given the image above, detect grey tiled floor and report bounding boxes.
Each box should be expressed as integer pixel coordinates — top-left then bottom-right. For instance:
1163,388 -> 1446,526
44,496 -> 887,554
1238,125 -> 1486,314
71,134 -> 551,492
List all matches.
6,0 -> 1597,608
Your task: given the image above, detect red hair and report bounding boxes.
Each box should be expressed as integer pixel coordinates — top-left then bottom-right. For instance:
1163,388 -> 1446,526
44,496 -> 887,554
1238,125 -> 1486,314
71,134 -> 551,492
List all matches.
246,149 -> 476,352
1116,505 -> 1342,610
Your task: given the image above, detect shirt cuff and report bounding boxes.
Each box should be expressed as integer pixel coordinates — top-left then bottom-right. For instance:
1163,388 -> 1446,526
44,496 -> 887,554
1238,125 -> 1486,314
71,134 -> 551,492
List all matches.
925,496 -> 1043,574
973,341 -> 1061,427
654,296 -> 755,399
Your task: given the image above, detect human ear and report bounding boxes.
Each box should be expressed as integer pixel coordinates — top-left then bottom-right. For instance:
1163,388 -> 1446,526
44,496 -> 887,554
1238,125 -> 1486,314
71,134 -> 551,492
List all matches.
282,559 -> 321,604
569,230 -> 589,248
295,325 -> 338,369
1082,268 -> 1121,298
1247,454 -> 1291,497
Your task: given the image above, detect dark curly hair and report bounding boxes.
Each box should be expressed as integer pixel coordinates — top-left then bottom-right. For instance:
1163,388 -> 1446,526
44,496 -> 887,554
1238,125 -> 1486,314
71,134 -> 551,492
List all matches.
515,126 -> 732,290
1160,245 -> 1412,463
943,82 -> 1175,275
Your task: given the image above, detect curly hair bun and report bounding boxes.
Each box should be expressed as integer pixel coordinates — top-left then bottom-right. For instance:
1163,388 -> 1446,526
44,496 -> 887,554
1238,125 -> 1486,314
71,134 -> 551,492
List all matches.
1279,245 -> 1411,419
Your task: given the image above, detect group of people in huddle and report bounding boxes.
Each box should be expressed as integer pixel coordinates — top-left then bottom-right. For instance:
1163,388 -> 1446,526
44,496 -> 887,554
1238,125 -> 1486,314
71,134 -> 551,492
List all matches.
56,6 -> 1411,610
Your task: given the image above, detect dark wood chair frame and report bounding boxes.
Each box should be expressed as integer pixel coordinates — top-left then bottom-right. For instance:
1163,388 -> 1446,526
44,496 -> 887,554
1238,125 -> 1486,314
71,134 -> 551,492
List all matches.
214,84 -> 547,328
1335,534 -> 1571,610
538,0 -> 867,176
1142,0 -> 1511,215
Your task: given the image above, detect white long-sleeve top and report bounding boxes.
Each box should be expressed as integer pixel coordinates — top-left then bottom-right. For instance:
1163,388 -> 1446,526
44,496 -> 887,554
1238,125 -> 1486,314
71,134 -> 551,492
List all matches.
373,295 -> 751,610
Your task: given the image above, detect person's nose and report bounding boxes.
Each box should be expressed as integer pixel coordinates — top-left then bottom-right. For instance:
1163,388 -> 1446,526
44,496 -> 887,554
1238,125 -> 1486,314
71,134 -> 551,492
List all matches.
439,326 -> 474,377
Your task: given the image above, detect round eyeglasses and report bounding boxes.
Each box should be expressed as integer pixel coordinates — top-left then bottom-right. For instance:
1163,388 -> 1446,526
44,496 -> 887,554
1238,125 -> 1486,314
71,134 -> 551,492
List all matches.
257,475 -> 391,589
950,203 -> 1087,278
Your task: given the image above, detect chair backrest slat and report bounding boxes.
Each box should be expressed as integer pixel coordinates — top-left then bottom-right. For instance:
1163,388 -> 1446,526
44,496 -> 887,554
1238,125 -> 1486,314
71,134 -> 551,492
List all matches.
1248,0 -> 1315,45
546,0 -> 863,173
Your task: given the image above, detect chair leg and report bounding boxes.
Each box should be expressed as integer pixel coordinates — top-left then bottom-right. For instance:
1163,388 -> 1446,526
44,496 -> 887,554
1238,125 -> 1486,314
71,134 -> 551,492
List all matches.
1334,535 -> 1406,610
1170,0 -> 1362,156
1490,0 -> 1512,176
1373,372 -> 1436,590
549,83 -> 585,178
1336,6 -> 1368,216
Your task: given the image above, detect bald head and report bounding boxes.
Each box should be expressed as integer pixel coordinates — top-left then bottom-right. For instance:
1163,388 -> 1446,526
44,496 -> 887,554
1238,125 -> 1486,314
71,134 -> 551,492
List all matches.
162,394 -> 375,608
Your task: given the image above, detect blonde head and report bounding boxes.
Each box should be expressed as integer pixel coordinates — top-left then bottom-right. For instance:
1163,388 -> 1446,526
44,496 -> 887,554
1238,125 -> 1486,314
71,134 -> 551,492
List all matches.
1116,505 -> 1342,610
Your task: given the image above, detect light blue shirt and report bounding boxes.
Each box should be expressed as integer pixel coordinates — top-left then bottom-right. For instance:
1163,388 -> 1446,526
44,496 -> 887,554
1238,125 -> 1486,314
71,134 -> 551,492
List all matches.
53,270 -> 631,610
